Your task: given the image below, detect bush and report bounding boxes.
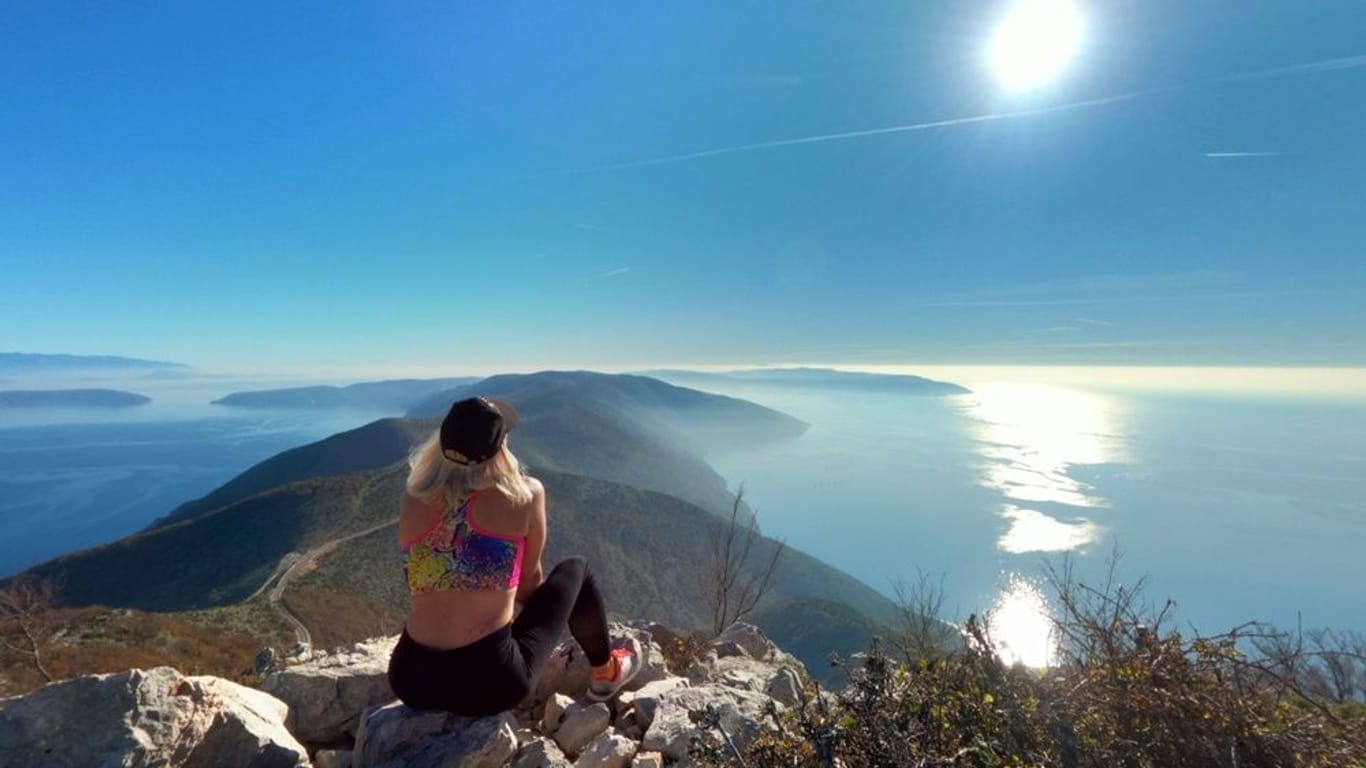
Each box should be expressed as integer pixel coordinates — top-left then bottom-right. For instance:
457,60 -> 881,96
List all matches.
691,558 -> 1366,768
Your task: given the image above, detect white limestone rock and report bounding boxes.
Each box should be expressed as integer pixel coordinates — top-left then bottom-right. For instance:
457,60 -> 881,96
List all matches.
630,677 -> 691,731
764,667 -> 804,708
511,738 -> 572,768
541,693 -> 573,737
0,666 -> 309,768
551,701 -> 610,758
713,623 -> 776,661
631,752 -> 665,768
640,684 -> 779,762
574,732 -> 637,768
352,701 -> 517,768
263,635 -> 398,745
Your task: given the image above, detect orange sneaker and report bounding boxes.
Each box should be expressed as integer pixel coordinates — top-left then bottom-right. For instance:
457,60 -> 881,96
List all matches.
586,637 -> 642,701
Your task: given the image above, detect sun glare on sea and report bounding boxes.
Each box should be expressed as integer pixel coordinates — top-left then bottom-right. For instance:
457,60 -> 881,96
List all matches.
989,575 -> 1057,667
985,0 -> 1086,91
964,382 -> 1128,512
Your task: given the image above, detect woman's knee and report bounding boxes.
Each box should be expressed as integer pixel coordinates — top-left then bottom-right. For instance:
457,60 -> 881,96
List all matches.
550,556 -> 589,580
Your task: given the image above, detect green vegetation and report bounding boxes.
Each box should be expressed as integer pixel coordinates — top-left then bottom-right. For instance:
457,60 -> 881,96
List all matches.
0,600 -> 280,697
692,565 -> 1366,768
20,470 -> 405,610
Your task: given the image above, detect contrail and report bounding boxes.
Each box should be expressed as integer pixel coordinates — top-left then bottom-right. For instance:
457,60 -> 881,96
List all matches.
920,290 -> 1306,308
536,52 -> 1365,176
1226,53 -> 1366,81
1204,152 -> 1291,158
597,266 -> 632,278
539,93 -> 1140,176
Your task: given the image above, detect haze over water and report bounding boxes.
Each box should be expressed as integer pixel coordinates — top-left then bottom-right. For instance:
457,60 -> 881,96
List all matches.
0,376 -> 391,576
695,368 -> 1366,666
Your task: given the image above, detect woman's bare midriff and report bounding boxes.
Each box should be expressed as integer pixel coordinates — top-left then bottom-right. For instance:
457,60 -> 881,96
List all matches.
406,588 -> 517,650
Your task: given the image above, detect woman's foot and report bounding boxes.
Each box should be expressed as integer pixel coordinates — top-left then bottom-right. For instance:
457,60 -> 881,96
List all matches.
586,637 -> 643,701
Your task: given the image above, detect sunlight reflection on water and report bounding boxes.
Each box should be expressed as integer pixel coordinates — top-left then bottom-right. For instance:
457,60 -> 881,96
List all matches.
997,505 -> 1102,554
959,383 -> 1131,665
962,383 -> 1129,510
988,575 -> 1057,667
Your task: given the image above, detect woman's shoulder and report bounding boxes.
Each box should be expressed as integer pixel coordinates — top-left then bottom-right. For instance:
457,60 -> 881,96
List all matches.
481,478 -> 543,512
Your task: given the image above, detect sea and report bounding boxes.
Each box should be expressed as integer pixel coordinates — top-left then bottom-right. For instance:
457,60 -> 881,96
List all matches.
694,372 -> 1366,664
0,377 -> 391,578
2,368 -> 1363,667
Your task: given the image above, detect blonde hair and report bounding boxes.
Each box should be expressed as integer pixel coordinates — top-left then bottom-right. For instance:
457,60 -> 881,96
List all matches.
406,430 -> 534,507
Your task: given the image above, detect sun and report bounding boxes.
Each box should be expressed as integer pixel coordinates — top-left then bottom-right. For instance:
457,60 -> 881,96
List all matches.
985,0 -> 1086,92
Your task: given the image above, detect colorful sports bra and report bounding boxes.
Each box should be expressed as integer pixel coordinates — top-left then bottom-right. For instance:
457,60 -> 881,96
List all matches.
401,492 -> 525,594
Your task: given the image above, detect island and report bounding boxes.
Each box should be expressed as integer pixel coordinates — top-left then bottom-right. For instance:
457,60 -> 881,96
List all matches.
644,366 -> 972,395
0,389 -> 153,408
212,378 -> 478,411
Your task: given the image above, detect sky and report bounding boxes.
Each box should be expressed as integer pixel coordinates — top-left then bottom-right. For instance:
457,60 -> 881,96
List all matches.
3,1 -> 1364,375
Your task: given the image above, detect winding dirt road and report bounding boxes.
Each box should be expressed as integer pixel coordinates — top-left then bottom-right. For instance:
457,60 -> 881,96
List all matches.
255,521 -> 396,655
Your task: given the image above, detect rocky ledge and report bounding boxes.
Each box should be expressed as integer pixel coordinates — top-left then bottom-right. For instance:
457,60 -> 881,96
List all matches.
0,622 -> 808,768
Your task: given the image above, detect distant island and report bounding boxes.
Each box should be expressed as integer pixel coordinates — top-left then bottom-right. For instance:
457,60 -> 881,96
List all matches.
0,389 -> 152,408
0,353 -> 188,374
212,377 -> 479,411
645,366 -> 972,395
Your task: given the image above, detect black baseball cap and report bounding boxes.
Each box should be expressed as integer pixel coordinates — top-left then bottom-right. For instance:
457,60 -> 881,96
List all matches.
440,397 -> 520,465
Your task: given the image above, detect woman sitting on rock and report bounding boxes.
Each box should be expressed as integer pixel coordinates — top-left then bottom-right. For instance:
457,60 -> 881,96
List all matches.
388,396 -> 641,714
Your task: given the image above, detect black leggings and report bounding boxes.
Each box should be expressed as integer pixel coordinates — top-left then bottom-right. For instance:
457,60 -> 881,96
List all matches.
387,557 -> 610,715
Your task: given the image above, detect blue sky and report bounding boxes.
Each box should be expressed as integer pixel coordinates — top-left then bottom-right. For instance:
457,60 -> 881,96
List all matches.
3,1 -> 1364,373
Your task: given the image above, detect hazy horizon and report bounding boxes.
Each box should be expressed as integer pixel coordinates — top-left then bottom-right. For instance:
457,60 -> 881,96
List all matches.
5,356 -> 1366,403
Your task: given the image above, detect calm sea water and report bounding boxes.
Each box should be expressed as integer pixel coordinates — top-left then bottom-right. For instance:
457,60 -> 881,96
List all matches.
699,381 -> 1366,664
0,379 -> 390,577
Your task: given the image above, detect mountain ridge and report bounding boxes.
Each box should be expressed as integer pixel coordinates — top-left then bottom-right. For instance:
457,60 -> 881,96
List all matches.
0,353 -> 189,373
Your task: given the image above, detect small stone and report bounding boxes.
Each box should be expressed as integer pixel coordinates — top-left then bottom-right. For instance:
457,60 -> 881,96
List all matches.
714,623 -> 776,661
631,752 -> 665,768
254,646 -> 279,676
615,710 -> 645,741
542,692 -> 574,736
610,690 -> 636,719
765,667 -> 803,708
574,732 -> 637,768
552,701 -> 611,758
511,738 -> 572,768
314,747 -> 351,768
713,641 -> 748,659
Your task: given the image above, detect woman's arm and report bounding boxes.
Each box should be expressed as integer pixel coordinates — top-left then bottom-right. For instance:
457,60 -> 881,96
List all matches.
515,480 -> 547,604
397,492 -> 434,547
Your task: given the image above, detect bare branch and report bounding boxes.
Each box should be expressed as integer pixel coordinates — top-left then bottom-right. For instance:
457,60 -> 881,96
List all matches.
700,488 -> 786,637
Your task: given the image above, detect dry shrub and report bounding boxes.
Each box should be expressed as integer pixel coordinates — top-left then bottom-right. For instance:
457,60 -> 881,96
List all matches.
696,555 -> 1366,768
